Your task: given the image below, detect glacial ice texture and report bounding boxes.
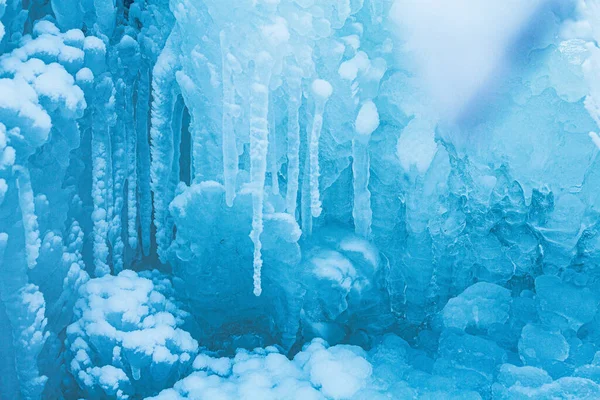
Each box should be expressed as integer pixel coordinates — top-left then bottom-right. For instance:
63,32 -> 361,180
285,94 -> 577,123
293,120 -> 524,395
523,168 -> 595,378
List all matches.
3,0 -> 600,399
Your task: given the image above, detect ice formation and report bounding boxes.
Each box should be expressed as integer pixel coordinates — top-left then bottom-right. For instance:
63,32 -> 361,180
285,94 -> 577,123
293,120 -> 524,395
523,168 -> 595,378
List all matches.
4,0 -> 600,399
65,270 -> 198,399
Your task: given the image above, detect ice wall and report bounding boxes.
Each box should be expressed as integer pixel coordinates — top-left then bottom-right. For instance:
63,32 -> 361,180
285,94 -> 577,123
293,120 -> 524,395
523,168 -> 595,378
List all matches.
3,0 -> 600,399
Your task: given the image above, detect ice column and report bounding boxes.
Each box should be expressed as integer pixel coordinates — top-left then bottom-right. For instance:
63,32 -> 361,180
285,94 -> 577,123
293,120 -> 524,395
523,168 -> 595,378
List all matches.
285,69 -> 302,215
91,76 -> 114,277
352,100 -> 379,237
249,52 -> 273,297
15,168 -> 40,269
137,64 -> 152,256
308,79 -> 333,219
221,33 -> 240,207
150,35 -> 180,262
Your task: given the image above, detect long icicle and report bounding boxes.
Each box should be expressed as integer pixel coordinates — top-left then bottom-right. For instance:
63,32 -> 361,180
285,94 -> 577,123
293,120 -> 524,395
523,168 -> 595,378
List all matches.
352,139 -> 372,237
221,32 -> 239,207
136,63 -> 152,256
150,35 -> 179,263
91,77 -> 112,277
285,69 -> 302,215
352,100 -> 379,237
268,91 -> 279,195
14,167 -> 40,269
308,79 -> 332,218
249,53 -> 273,297
110,79 -> 128,273
301,137 -> 313,235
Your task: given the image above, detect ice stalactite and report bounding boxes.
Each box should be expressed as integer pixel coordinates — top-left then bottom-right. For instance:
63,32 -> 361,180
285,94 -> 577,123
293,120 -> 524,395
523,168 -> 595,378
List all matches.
249,54 -> 273,297
301,138 -> 313,236
285,69 -> 302,215
221,32 -> 240,207
91,76 -> 114,277
127,76 -> 139,250
352,100 -> 379,237
308,79 -> 333,219
150,34 -> 180,262
15,167 -> 40,269
170,96 -> 185,198
112,36 -> 141,264
137,64 -> 152,256
5,171 -> 49,400
110,79 -> 128,273
268,94 -> 280,196
162,0 -> 363,294
352,139 -> 372,237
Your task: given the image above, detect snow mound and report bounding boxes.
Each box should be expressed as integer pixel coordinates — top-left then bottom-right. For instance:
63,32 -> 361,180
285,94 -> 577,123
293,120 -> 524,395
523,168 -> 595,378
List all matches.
66,270 -> 198,399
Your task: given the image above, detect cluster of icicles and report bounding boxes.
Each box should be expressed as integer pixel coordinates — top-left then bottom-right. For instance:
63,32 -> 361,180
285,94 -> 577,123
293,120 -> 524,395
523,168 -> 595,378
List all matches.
143,0 -> 386,296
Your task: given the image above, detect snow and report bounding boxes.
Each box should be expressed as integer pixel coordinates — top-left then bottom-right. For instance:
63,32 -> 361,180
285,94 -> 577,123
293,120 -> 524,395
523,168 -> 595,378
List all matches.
149,339 -> 371,400
66,270 -> 198,398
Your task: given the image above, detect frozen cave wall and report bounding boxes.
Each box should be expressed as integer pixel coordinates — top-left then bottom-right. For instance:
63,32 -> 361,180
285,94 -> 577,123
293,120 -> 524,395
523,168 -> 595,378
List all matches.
3,0 -> 600,399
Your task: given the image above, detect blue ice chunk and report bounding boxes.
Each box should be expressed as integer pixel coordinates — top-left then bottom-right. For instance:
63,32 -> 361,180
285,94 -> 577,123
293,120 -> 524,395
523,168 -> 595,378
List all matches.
442,282 -> 511,331
535,274 -> 599,331
519,323 -> 570,374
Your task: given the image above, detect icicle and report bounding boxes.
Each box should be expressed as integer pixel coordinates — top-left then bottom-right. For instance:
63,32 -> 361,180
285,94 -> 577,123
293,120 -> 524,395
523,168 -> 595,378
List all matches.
193,124 -> 206,181
150,36 -> 179,263
221,32 -> 239,207
91,137 -> 110,273
249,53 -> 273,297
352,139 -> 372,237
189,115 -> 195,181
136,64 -> 151,256
285,70 -> 302,215
127,102 -> 138,251
0,232 -> 6,261
308,79 -> 333,218
268,95 -> 279,195
127,71 -> 143,251
301,143 -> 313,235
110,80 -> 129,273
91,79 -> 111,277
14,167 -> 40,269
169,95 -> 185,208
352,100 -> 379,237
